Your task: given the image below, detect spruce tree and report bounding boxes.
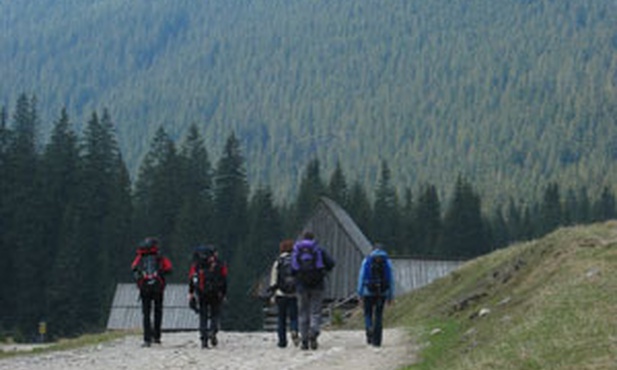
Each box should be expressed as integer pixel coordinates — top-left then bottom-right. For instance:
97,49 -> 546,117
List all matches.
371,160 -> 400,253
439,175 -> 487,257
294,158 -> 325,230
592,186 -> 616,222
539,182 -> 562,235
133,126 -> 181,263
347,180 -> 372,237
173,124 -> 213,264
414,183 -> 441,257
227,186 -> 282,330
327,160 -> 349,209
212,132 -> 249,263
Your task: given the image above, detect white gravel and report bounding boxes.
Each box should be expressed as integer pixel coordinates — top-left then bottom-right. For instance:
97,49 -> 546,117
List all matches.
0,328 -> 416,370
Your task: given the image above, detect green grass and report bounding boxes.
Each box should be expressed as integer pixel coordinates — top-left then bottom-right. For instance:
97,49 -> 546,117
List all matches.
0,330 -> 132,359
384,221 -> 617,370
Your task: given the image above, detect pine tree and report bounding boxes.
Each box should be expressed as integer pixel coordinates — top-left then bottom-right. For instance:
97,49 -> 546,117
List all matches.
133,126 -> 182,263
539,182 -> 562,235
347,180 -> 372,237
371,160 -> 400,253
227,186 -> 282,330
294,158 -> 325,230
40,108 -> 80,334
327,161 -> 349,209
439,175 -> 488,258
213,132 -> 249,262
414,183 -> 441,257
6,94 -> 46,334
592,186 -> 616,222
70,110 -> 129,330
400,187 -> 416,255
172,124 -> 213,264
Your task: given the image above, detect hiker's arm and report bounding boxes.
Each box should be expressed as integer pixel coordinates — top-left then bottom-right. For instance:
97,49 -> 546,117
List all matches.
357,258 -> 367,297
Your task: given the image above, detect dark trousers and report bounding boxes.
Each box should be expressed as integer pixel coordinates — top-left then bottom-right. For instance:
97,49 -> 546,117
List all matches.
276,296 -> 298,346
140,289 -> 163,343
198,297 -> 222,341
363,296 -> 386,346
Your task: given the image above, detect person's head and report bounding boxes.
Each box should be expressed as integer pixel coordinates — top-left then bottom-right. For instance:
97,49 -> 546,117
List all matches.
194,244 -> 216,262
302,231 -> 315,240
279,239 -> 294,253
138,237 -> 159,254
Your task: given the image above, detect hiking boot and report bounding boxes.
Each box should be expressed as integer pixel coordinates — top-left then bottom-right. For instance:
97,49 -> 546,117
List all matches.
366,329 -> 373,345
201,338 -> 208,349
210,333 -> 218,347
309,336 -> 318,350
141,341 -> 151,348
277,341 -> 287,348
153,338 -> 161,345
291,331 -> 300,347
301,339 -> 309,350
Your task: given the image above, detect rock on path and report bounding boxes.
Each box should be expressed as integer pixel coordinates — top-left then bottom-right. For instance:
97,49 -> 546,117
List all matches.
0,328 -> 416,370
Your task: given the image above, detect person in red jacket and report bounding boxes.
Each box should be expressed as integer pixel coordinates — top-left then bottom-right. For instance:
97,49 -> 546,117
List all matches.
187,245 -> 228,349
131,237 -> 172,347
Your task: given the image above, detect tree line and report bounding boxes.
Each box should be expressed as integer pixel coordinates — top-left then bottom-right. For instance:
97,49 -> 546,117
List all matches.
1,95 -> 615,340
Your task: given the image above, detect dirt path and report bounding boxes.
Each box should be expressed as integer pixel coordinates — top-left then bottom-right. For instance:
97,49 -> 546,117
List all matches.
0,329 -> 416,370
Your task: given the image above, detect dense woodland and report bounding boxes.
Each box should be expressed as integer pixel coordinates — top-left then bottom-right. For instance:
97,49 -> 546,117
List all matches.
1,95 -> 616,340
1,0 -> 616,205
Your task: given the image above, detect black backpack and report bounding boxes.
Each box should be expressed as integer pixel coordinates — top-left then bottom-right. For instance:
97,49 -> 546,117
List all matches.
276,254 -> 296,294
139,254 -> 162,293
366,255 -> 390,295
195,258 -> 225,298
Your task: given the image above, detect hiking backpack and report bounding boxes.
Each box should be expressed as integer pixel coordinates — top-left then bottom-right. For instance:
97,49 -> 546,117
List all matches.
276,254 -> 296,294
366,255 -> 390,295
138,254 -> 162,293
194,258 -> 225,298
295,242 -> 324,288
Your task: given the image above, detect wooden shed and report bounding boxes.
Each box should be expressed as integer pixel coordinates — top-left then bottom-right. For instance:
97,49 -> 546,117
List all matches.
297,197 -> 464,300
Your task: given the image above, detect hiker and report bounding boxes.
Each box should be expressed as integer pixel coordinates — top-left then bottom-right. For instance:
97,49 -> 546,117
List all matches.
291,231 -> 335,350
267,239 -> 300,348
357,243 -> 394,347
131,237 -> 173,347
188,245 -> 228,349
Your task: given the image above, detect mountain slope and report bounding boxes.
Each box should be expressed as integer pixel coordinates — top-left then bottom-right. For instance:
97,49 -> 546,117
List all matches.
1,0 -> 616,203
384,221 -> 617,369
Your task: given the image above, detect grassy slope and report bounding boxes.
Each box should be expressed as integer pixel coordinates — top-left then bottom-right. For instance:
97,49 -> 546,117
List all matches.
384,221 -> 617,369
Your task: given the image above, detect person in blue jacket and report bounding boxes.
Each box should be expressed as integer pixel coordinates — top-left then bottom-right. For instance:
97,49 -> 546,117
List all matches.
357,243 -> 394,347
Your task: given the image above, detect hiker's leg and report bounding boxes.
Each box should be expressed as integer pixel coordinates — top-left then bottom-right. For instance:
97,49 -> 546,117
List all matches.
289,296 -> 299,333
276,296 -> 287,347
198,297 -> 208,346
373,297 -> 386,346
153,291 -> 163,342
141,291 -> 153,344
308,289 -> 324,338
297,290 -> 310,346
363,296 -> 374,344
210,300 -> 221,335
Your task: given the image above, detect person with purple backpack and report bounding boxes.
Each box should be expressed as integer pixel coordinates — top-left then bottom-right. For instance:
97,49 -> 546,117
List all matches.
291,231 -> 335,350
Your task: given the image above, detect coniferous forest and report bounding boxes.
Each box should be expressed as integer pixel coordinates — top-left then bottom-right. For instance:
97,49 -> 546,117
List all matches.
1,95 -> 615,340
1,0 -> 616,205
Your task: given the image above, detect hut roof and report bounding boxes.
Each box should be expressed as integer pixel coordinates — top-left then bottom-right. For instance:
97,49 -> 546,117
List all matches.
106,283 -> 198,331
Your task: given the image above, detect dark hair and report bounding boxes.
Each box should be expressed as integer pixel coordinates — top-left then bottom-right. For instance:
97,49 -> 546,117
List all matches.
279,239 -> 294,253
302,231 -> 315,240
